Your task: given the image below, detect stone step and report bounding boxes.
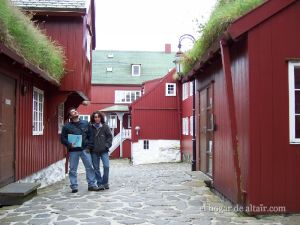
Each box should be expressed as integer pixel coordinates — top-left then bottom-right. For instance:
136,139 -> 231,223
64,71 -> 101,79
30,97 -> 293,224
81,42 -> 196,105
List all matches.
0,183 -> 41,206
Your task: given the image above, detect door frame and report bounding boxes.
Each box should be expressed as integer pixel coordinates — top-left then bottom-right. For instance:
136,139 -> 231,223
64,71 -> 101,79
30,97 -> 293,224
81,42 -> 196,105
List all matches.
197,83 -> 214,177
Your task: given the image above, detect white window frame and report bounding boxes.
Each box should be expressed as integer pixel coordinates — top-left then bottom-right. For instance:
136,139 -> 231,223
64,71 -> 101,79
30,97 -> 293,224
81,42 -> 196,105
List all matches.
166,83 -> 176,96
79,115 -> 90,122
115,90 -> 141,103
58,103 -> 64,134
182,82 -> 188,100
289,61 -> 300,143
182,117 -> 189,135
108,115 -> 117,128
86,33 -> 91,62
132,64 -> 141,76
190,81 -> 194,96
190,116 -> 194,136
32,87 -> 44,135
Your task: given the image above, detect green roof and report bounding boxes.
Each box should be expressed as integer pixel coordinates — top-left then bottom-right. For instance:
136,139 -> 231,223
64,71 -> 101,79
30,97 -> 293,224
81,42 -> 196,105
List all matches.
92,50 -> 175,85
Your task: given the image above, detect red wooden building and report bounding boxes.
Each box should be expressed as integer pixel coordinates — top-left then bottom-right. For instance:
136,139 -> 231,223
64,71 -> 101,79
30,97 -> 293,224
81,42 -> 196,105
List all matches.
0,0 -> 95,188
181,81 -> 194,163
183,0 -> 300,213
78,49 -> 175,159
130,69 -> 181,164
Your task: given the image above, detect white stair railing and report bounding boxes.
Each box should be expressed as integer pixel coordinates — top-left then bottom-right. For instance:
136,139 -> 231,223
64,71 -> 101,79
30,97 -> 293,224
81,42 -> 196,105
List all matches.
109,129 -> 131,155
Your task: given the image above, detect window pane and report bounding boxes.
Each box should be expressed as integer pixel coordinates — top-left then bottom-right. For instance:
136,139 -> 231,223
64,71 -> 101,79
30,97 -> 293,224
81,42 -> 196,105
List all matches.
131,92 -> 135,101
296,115 -> 300,138
296,91 -> 300,114
295,67 -> 300,89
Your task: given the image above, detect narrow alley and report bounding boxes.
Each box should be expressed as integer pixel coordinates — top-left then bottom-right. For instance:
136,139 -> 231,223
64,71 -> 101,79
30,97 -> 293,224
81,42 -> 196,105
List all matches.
0,160 -> 299,225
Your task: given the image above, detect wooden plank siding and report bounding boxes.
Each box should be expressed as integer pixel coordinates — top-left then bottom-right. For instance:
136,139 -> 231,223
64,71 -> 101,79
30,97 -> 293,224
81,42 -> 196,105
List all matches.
248,1 -> 300,212
131,69 -> 180,142
0,55 -> 64,181
34,16 -> 91,99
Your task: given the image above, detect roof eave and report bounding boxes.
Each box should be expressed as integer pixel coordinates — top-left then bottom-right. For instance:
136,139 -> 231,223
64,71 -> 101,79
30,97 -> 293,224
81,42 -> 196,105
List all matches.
0,43 -> 60,86
187,0 -> 297,80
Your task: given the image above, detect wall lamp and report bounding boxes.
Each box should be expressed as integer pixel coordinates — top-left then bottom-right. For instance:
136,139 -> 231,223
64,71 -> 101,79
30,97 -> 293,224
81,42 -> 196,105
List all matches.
135,126 -> 140,135
174,34 -> 197,172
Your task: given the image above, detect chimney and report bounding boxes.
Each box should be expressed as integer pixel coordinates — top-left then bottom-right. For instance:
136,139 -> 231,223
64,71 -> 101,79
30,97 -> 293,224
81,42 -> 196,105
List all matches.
165,43 -> 171,54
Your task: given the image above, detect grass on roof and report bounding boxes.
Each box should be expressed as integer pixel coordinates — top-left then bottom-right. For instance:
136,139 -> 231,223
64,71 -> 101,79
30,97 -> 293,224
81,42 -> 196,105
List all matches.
0,0 -> 65,81
181,0 -> 264,76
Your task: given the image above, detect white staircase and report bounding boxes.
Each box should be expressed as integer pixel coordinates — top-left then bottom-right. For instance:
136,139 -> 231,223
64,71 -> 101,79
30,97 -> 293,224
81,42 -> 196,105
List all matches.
109,129 -> 131,155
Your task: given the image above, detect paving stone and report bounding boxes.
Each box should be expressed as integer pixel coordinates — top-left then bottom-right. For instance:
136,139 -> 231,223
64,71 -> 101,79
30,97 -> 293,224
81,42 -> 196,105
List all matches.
0,160 -> 299,225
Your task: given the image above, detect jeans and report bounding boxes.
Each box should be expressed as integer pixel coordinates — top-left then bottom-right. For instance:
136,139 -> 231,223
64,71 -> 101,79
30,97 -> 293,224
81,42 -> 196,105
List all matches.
91,151 -> 110,186
68,150 -> 97,190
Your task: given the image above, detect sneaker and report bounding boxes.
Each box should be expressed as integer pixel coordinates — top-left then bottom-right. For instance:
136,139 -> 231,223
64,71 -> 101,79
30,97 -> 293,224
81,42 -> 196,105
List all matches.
88,186 -> 101,191
71,189 -> 78,193
103,184 -> 109,189
98,185 -> 105,190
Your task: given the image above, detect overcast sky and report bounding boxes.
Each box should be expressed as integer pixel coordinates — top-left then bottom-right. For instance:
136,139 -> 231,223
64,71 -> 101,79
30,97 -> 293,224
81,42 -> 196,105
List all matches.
95,0 -> 217,52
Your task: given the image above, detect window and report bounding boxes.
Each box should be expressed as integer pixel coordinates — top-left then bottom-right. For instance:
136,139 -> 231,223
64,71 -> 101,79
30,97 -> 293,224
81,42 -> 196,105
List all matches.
190,116 -> 194,136
144,140 -> 149,149
32,87 -> 44,135
182,82 -> 188,100
128,115 -> 131,128
132,64 -> 141,76
166,83 -> 176,96
106,67 -> 113,72
86,33 -> 91,62
107,54 -> 114,58
108,115 -> 117,128
182,117 -> 189,135
289,61 -> 300,143
190,81 -> 194,96
58,103 -> 64,134
115,90 -> 141,103
79,115 -> 90,122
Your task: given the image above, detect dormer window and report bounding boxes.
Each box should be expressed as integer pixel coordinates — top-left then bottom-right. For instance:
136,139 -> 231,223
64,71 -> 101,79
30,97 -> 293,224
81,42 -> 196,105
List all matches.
132,64 -> 141,76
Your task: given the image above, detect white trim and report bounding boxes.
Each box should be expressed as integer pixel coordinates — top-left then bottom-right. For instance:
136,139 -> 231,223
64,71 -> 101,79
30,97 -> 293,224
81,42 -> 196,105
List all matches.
190,81 -> 194,96
288,61 -> 300,143
190,116 -> 193,136
166,83 -> 176,96
79,115 -> 90,122
182,82 -> 188,100
115,90 -> 141,103
32,87 -> 44,135
132,64 -> 141,76
58,103 -> 64,134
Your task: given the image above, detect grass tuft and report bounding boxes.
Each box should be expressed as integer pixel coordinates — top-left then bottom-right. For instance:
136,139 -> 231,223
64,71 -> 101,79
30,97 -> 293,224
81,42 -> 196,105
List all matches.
182,0 -> 264,75
0,0 -> 65,81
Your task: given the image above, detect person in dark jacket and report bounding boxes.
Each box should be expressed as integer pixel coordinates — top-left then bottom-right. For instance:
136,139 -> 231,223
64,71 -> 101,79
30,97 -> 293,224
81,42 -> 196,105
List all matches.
90,111 -> 113,189
61,108 -> 101,193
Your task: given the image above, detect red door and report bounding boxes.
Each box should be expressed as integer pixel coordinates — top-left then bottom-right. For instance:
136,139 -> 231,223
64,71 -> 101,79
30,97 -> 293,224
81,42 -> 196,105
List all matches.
0,74 -> 15,187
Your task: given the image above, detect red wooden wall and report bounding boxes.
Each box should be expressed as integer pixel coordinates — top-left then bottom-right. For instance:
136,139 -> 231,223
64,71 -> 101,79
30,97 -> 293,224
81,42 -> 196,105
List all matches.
34,15 -> 92,99
131,69 -> 180,142
0,55 -> 65,181
181,83 -> 193,160
248,1 -> 300,212
79,85 -> 141,114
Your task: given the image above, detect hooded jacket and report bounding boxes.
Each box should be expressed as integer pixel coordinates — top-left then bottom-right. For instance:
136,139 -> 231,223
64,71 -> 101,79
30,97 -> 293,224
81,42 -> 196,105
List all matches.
91,123 -> 113,153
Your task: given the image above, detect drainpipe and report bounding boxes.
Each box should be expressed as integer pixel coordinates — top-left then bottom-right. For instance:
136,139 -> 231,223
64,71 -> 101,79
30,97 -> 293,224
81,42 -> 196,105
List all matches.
192,79 -> 196,171
220,38 -> 243,204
